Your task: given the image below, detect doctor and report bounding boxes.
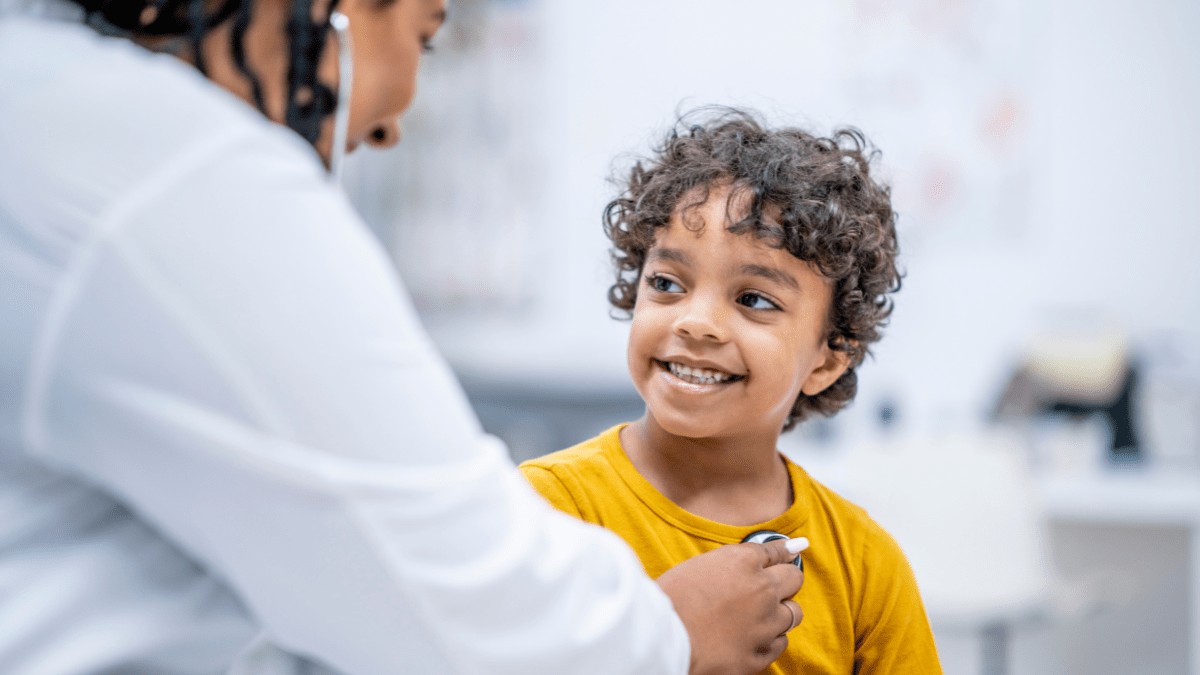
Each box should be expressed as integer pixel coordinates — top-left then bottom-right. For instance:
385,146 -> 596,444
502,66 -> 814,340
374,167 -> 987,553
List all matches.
0,0 -> 806,673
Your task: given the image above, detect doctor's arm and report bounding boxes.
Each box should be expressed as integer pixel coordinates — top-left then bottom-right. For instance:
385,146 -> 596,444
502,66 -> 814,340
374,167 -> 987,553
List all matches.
23,133 -> 798,675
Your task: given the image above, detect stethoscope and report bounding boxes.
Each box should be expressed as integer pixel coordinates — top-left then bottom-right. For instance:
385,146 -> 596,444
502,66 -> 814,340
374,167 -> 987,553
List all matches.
327,10 -> 353,182
742,530 -> 804,570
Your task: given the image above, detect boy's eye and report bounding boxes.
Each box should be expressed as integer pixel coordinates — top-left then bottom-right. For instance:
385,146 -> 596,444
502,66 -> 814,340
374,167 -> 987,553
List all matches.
737,292 -> 780,310
647,274 -> 683,293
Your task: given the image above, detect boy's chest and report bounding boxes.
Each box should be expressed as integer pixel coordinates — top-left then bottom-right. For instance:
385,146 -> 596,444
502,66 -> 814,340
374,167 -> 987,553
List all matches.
598,513 -> 858,674
769,606 -> 856,674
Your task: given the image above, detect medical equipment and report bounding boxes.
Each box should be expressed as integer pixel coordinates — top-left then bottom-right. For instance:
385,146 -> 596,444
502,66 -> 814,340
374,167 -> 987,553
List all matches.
742,530 -> 804,570
328,10 -> 352,182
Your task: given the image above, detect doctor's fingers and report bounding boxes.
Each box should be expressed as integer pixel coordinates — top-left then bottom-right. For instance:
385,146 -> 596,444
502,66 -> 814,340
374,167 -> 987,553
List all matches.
764,560 -> 804,598
748,600 -> 802,669
780,599 -> 803,634
754,633 -> 790,672
756,538 -> 806,568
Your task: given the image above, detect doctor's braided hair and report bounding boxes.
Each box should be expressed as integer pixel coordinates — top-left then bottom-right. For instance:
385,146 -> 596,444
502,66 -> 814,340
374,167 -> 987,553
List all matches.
604,108 -> 902,431
67,0 -> 339,146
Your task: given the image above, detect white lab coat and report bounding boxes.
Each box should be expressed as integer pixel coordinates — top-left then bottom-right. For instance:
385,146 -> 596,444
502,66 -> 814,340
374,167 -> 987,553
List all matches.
0,14 -> 689,674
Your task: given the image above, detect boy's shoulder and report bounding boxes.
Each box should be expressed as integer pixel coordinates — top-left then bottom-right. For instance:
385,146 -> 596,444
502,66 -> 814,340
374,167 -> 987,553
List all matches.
518,425 -> 630,520
795,466 -> 868,522
791,461 -> 909,563
519,424 -> 624,477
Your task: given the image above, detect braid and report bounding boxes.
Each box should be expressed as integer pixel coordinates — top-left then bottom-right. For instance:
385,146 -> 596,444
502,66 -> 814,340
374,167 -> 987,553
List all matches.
87,0 -> 239,38
138,0 -> 189,35
67,0 -> 340,149
188,0 -> 208,73
285,0 -> 340,145
230,0 -> 265,112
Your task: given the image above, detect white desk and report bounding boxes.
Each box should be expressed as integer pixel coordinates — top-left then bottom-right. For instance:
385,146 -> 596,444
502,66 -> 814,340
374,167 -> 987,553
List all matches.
790,436 -> 1200,674
1036,468 -> 1200,674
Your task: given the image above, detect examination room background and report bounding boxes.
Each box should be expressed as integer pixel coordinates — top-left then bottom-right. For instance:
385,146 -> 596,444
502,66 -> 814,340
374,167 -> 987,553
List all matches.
339,0 -> 1200,673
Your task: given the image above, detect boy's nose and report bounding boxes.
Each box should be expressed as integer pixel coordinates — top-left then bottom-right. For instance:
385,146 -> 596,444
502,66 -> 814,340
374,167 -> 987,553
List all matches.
673,295 -> 730,343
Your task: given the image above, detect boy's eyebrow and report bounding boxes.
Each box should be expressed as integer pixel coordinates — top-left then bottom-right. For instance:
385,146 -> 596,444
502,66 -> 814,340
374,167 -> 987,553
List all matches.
742,264 -> 800,291
648,248 -> 691,265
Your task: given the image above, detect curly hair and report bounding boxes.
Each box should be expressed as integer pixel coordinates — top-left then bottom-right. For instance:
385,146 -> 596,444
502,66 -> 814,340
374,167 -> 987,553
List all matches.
603,108 -> 901,430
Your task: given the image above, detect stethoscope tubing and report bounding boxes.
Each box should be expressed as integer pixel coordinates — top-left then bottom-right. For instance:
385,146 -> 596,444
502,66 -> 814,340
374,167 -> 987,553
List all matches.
328,10 -> 352,182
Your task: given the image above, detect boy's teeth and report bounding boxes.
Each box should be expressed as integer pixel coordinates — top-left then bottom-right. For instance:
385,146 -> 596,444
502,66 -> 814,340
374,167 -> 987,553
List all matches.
667,361 -> 732,384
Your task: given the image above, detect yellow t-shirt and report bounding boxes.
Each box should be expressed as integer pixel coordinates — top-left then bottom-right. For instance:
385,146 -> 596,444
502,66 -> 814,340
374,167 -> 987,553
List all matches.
519,425 -> 942,675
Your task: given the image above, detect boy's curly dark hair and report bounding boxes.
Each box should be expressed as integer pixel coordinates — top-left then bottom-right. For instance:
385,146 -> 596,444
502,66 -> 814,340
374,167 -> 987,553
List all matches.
604,108 -> 901,430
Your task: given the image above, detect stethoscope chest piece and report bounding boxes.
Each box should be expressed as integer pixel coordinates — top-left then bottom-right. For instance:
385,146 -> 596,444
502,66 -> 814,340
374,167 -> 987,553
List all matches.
742,530 -> 804,570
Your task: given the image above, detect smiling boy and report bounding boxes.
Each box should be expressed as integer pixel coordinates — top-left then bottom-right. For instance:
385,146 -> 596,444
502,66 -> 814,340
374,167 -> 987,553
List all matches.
519,110 -> 941,673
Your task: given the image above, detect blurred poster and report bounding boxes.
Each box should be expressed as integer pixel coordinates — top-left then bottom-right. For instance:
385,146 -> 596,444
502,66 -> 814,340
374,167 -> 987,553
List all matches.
843,0 -> 1040,248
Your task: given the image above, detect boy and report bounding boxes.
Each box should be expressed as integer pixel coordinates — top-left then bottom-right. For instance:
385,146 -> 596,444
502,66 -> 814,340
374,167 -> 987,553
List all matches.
520,110 -> 942,673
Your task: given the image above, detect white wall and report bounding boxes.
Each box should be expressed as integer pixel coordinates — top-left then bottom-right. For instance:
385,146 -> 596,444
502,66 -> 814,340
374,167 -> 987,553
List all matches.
502,0 -> 1200,435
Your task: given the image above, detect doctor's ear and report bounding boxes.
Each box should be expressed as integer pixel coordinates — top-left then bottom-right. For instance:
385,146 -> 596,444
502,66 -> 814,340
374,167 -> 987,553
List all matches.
800,340 -> 854,397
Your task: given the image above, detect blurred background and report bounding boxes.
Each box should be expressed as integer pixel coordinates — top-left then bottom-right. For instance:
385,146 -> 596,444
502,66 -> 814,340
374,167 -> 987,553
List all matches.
342,0 -> 1200,672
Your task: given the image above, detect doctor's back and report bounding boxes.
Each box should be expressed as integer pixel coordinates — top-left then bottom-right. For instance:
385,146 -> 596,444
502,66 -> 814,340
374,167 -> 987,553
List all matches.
0,15 -> 328,672
0,11 -> 557,673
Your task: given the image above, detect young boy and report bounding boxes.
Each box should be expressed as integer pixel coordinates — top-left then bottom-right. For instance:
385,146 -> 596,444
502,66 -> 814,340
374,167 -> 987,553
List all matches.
519,110 -> 942,673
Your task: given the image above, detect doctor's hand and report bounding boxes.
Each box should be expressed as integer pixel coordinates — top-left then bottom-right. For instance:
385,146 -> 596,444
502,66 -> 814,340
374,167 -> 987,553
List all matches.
656,540 -> 806,675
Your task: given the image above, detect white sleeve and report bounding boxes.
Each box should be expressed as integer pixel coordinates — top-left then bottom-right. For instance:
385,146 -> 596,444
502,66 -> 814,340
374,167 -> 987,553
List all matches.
22,128 -> 690,675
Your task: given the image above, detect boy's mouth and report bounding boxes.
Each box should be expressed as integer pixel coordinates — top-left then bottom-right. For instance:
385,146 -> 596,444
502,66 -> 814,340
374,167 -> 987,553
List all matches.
656,359 -> 745,385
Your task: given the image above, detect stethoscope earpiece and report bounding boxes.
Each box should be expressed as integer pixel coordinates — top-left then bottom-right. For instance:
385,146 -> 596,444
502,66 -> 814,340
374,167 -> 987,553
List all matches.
742,529 -> 804,570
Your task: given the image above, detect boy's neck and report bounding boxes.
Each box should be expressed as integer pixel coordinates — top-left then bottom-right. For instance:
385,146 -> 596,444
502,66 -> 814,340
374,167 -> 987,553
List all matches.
620,417 -> 793,527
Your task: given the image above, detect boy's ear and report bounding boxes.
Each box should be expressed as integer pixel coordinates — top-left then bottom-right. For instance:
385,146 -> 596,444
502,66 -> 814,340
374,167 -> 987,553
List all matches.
800,342 -> 853,396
